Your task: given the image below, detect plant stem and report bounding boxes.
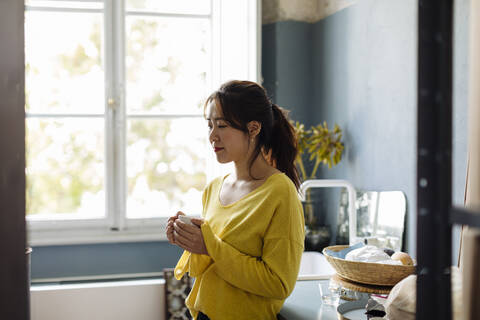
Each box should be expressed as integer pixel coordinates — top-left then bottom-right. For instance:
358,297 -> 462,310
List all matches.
306,188 -> 312,201
304,188 -> 314,226
296,155 -> 307,182
309,158 -> 322,180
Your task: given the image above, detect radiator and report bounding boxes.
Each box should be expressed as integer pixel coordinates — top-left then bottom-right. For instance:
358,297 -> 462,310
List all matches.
30,279 -> 166,320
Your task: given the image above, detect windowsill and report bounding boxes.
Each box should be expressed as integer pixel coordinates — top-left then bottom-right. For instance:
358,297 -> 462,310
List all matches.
28,225 -> 169,246
31,278 -> 165,289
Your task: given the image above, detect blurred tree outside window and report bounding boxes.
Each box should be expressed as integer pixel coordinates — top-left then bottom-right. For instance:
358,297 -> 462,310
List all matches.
25,1 -> 211,225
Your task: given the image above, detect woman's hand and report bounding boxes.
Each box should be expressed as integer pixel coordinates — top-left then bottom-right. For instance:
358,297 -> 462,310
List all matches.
173,217 -> 209,256
166,211 -> 184,244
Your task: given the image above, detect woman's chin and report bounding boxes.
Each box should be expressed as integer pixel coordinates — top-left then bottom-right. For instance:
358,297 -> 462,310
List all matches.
215,155 -> 231,164
216,158 -> 230,164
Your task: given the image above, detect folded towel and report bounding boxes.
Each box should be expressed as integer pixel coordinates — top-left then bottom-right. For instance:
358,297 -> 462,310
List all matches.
324,242 -> 364,259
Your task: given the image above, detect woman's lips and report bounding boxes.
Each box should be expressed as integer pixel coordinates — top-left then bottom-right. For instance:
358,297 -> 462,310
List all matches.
214,147 -> 224,152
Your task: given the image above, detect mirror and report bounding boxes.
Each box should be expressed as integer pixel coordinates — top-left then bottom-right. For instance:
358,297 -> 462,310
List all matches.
337,189 -> 407,252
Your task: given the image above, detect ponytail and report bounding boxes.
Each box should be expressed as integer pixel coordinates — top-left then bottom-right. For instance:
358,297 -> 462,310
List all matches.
269,104 -> 301,190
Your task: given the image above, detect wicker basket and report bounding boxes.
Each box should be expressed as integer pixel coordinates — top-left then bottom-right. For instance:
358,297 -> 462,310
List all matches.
322,245 -> 415,286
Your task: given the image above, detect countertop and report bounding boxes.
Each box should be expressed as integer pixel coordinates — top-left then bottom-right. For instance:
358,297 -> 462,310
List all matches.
279,279 -> 341,320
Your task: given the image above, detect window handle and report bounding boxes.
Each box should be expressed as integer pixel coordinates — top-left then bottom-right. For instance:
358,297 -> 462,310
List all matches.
108,98 -> 116,110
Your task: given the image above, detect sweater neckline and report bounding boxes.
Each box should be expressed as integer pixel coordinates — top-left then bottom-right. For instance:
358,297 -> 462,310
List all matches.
217,172 -> 283,208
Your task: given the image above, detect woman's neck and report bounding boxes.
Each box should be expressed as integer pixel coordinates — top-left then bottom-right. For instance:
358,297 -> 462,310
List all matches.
231,154 -> 277,182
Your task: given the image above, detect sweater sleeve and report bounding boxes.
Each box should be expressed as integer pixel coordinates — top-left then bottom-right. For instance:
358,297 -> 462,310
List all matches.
174,251 -> 213,280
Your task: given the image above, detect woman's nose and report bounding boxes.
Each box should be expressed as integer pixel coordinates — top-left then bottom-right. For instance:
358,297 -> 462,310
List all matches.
209,128 -> 218,143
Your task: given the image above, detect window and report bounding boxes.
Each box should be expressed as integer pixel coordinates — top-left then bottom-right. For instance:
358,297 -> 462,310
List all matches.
26,0 -> 260,245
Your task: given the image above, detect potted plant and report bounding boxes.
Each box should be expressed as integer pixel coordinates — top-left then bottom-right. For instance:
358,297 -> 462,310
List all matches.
293,121 -> 344,251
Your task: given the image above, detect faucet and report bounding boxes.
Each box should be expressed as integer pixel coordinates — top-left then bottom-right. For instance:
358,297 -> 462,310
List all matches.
299,179 -> 357,246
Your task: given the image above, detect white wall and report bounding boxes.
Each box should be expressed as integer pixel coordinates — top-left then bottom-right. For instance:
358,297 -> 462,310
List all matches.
31,280 -> 165,320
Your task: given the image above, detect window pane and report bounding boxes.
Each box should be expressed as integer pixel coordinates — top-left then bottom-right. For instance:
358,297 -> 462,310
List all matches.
126,118 -> 207,218
25,0 -> 104,10
126,0 -> 210,15
26,118 -> 105,219
126,17 -> 210,115
25,11 -> 104,114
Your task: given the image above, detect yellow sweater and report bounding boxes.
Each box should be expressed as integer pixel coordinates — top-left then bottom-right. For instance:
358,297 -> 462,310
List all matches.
174,172 -> 305,320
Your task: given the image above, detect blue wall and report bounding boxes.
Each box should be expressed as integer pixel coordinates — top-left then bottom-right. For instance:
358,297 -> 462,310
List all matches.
262,0 -> 469,260
312,0 -> 418,254
31,242 -> 183,280
262,21 -> 312,126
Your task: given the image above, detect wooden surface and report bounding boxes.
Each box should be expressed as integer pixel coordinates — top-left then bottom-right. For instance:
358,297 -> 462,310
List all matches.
0,0 -> 29,319
332,274 -> 392,295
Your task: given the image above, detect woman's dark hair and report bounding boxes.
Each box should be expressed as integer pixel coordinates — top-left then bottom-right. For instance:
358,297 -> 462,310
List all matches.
204,80 -> 300,190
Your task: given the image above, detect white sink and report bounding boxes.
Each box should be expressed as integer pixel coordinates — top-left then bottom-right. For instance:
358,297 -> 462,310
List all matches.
297,251 -> 336,280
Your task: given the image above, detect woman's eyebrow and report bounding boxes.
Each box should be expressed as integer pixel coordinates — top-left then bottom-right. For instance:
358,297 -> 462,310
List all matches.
206,117 -> 226,121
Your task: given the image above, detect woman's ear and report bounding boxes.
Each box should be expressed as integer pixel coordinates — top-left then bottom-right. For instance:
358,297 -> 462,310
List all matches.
247,121 -> 262,138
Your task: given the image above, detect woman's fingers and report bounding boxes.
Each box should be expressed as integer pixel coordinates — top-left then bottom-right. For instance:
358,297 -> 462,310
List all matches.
174,229 -> 195,248
166,228 -> 175,244
174,220 -> 199,236
166,219 -> 178,244
190,218 -> 204,227
169,215 -> 208,255
176,211 -> 185,218
173,221 -> 201,252
175,231 -> 204,255
175,239 -> 192,253
166,221 -> 174,233
166,212 -> 202,250
167,211 -> 185,224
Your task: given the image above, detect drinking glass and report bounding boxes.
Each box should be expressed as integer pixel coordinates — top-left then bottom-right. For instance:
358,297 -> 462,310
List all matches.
319,280 -> 340,306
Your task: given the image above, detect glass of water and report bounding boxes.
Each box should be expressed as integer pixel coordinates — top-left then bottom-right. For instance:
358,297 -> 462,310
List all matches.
319,280 -> 341,306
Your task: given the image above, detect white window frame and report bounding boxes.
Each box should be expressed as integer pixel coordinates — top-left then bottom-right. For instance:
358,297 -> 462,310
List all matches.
27,0 -> 261,246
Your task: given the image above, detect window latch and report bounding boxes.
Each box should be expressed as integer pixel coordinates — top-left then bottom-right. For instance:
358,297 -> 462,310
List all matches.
107,98 -> 116,110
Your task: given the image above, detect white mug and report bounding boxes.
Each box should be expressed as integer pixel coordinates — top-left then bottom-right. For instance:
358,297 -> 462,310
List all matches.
178,215 -> 201,226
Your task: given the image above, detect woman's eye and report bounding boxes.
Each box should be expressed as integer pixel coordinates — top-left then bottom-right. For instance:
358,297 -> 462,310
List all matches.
218,125 -> 227,128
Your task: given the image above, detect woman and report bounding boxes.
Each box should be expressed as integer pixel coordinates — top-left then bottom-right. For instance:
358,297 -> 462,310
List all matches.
166,80 -> 305,320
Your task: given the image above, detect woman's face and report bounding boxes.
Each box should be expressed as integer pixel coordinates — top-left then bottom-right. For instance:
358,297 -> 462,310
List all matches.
206,101 -> 250,164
